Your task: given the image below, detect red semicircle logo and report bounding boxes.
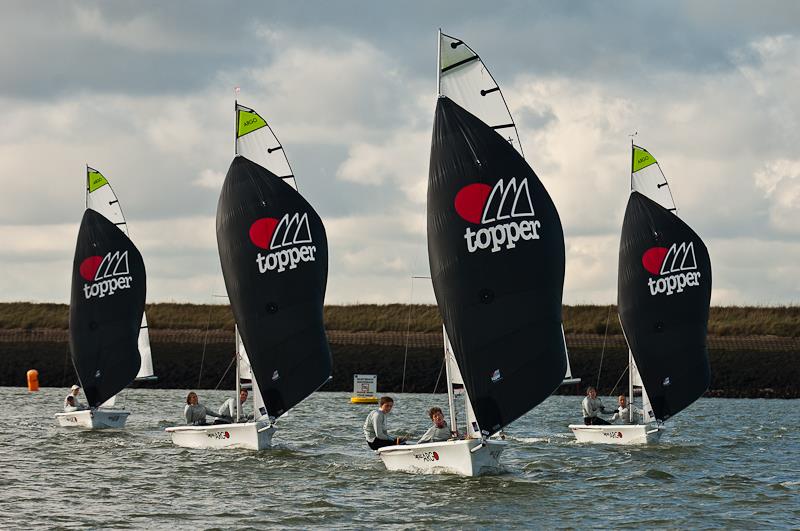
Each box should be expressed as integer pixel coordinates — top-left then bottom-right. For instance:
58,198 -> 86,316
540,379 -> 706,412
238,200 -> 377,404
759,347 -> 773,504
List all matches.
249,218 -> 279,249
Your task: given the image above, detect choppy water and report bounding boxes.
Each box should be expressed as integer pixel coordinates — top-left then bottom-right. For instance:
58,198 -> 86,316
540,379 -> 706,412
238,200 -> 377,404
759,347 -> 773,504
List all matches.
2,387 -> 798,529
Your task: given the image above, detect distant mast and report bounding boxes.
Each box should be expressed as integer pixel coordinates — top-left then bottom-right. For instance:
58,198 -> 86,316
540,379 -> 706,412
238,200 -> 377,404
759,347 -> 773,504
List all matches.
85,167 -> 155,382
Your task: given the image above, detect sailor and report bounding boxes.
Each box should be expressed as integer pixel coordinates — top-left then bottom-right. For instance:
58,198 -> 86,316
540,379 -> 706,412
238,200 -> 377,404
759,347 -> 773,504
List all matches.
217,389 -> 251,423
63,384 -> 87,411
363,396 -> 405,450
417,407 -> 451,444
611,395 -> 641,424
582,386 -> 612,425
184,391 -> 223,426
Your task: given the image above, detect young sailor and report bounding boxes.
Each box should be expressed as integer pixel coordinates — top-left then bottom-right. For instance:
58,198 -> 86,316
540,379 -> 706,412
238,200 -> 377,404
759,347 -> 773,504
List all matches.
611,395 -> 641,424
582,386 -> 612,425
63,384 -> 87,411
417,407 -> 451,444
184,391 -> 223,426
363,396 -> 405,450
218,389 -> 251,422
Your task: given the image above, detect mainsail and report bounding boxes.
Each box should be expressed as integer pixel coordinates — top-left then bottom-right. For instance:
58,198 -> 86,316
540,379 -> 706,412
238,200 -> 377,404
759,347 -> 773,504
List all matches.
428,95 -> 567,436
217,147 -> 331,419
69,209 -> 146,407
438,31 -> 523,157
618,148 -> 711,420
630,145 -> 676,211
235,103 -> 298,190
86,167 -> 155,381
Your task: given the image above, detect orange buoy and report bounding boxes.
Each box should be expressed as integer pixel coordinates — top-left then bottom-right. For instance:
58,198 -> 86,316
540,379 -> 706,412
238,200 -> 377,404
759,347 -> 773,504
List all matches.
27,369 -> 39,392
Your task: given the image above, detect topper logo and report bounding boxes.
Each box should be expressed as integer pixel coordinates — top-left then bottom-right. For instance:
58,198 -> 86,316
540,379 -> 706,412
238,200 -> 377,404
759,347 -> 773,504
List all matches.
642,242 -> 701,296
80,251 -> 133,299
249,213 -> 317,274
454,178 -> 541,253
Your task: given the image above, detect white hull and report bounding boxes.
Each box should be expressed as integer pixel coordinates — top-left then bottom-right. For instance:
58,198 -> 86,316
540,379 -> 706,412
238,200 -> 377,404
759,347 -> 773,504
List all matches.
377,438 -> 507,476
55,409 -> 130,429
569,423 -> 663,445
165,420 -> 275,450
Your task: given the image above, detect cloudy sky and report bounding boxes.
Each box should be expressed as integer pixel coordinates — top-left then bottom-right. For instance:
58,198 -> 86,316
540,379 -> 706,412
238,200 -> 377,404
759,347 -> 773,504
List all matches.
1,1 -> 798,306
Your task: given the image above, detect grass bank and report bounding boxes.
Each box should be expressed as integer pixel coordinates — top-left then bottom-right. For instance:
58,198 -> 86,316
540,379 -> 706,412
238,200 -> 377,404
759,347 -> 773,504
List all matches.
1,302 -> 798,337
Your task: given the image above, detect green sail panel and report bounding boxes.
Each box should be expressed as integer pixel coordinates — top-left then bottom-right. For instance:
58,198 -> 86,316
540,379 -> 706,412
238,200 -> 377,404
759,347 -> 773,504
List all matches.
632,146 -> 658,173
87,169 -> 109,193
237,108 -> 268,138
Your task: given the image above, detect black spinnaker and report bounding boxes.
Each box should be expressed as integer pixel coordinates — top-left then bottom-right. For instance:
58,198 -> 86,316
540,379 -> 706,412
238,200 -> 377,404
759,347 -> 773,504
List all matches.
217,155 -> 331,418
618,191 -> 711,421
69,208 -> 146,407
428,96 -> 567,435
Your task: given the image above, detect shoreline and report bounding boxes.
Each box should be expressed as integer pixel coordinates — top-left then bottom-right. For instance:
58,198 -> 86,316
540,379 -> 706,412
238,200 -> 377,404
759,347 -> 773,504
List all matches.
3,330 -> 797,398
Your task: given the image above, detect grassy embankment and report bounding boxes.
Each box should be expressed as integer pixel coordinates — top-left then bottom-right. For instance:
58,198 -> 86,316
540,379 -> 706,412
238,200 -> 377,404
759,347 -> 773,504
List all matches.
2,302 -> 799,336
1,303 -> 798,397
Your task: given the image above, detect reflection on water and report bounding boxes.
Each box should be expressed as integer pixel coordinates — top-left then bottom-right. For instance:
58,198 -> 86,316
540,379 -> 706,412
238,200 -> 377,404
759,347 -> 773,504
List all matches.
1,387 -> 798,528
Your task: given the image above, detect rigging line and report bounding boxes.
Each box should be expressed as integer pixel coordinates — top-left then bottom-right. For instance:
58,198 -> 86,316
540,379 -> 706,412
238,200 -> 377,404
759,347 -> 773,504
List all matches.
608,366 -> 629,398
595,305 -> 612,390
400,275 -> 415,394
61,343 -> 70,386
432,357 -> 445,394
196,303 -> 214,389
213,353 -> 237,391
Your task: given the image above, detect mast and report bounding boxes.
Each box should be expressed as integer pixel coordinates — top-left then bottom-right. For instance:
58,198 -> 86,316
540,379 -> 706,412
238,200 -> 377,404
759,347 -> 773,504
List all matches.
235,324 -> 241,422
437,28 -> 442,96
443,326 -> 459,437
628,349 -> 634,424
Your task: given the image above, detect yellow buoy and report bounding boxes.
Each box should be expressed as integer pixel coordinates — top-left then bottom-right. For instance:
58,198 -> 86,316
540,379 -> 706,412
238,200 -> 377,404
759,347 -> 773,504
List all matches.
27,369 -> 39,392
350,396 -> 379,404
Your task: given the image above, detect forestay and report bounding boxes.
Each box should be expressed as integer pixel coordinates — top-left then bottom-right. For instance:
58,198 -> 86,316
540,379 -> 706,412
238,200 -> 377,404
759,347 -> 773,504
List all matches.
439,31 -> 523,157
69,209 -> 146,407
428,97 -> 567,436
86,167 -> 155,381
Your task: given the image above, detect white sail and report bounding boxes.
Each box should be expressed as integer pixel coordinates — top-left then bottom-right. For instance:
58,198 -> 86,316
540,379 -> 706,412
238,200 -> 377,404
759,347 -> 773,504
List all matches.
235,103 -> 297,190
236,328 -> 253,386
631,144 -> 676,212
444,327 -> 481,438
438,31 -> 524,157
560,325 -> 581,384
86,167 -> 155,381
629,354 -> 656,424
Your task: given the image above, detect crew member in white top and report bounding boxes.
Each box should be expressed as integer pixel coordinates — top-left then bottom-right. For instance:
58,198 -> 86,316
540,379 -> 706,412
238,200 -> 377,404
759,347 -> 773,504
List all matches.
63,384 -> 88,411
363,396 -> 406,450
218,389 -> 252,423
582,386 -> 612,425
417,407 -> 451,444
611,395 -> 642,424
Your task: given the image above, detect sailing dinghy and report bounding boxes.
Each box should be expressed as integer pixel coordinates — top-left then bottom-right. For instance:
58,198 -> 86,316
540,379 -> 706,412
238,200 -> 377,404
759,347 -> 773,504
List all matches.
56,168 -> 153,429
570,145 -> 712,444
166,103 -> 331,450
378,31 -> 568,476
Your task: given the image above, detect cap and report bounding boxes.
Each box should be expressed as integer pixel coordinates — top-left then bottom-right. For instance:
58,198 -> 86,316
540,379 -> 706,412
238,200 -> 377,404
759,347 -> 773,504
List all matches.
70,384 -> 80,391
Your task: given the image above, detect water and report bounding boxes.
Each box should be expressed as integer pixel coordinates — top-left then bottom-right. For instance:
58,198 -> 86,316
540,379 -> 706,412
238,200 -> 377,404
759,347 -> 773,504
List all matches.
2,387 -> 799,529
